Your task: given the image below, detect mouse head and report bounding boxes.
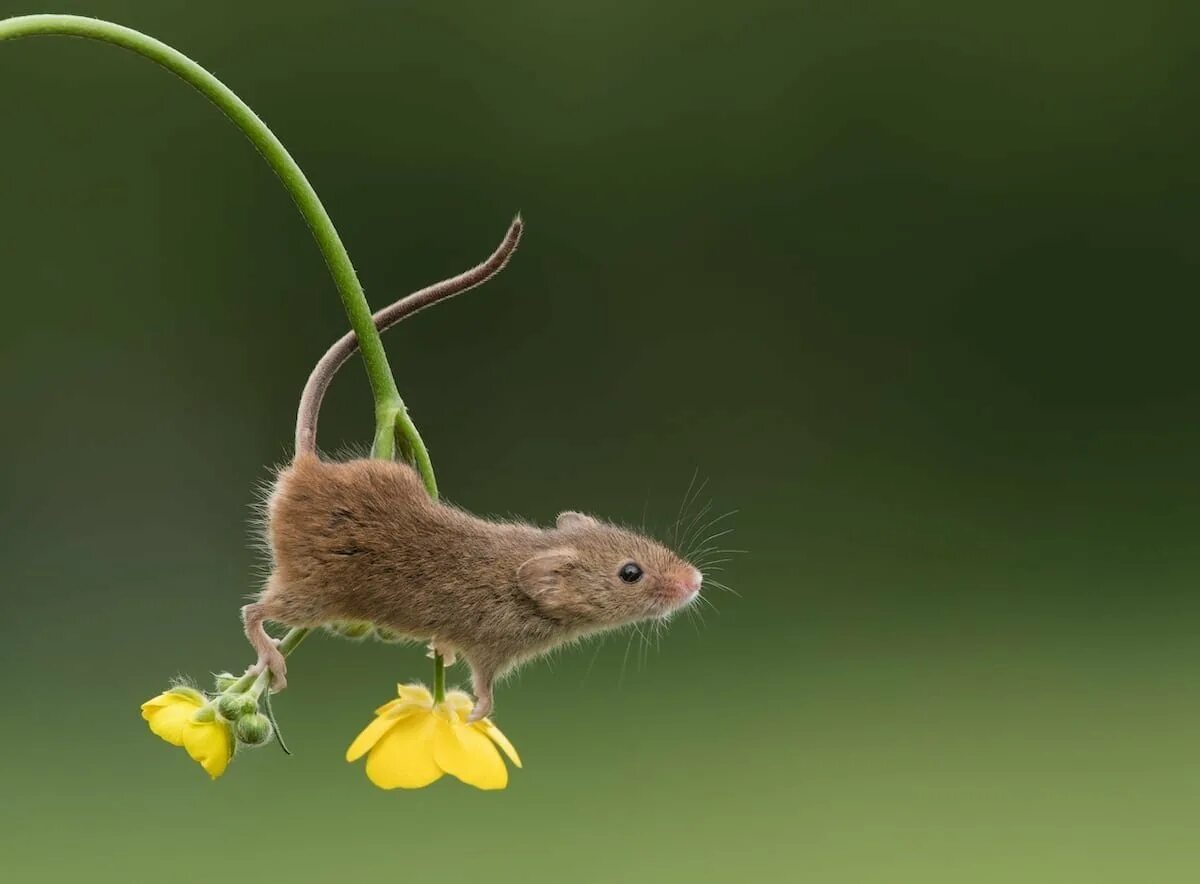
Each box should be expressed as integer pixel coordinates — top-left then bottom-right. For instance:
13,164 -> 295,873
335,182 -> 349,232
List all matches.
517,511 -> 702,628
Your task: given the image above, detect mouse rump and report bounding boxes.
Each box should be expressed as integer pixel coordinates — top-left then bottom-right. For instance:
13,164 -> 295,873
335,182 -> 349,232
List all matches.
259,454 -> 448,628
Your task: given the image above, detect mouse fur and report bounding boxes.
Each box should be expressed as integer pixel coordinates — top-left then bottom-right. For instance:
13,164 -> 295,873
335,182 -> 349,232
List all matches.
246,454 -> 701,719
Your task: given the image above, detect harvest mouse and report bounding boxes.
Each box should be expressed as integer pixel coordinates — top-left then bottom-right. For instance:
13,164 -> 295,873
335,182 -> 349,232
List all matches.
242,218 -> 704,720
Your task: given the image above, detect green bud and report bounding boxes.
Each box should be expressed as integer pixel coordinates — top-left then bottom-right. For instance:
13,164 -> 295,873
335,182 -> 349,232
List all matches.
327,620 -> 374,640
191,705 -> 217,723
235,712 -> 273,746
212,671 -> 239,692
216,692 -> 258,722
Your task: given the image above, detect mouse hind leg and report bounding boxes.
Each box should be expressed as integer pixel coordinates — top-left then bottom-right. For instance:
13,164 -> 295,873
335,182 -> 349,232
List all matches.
241,600 -> 289,692
464,654 -> 503,723
241,573 -> 317,692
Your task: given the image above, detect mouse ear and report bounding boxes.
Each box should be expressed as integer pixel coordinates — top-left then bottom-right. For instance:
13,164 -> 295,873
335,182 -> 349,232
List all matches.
517,547 -> 579,616
556,511 -> 598,530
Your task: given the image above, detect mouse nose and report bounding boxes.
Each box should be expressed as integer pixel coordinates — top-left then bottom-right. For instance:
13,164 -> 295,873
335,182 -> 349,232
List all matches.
664,566 -> 702,607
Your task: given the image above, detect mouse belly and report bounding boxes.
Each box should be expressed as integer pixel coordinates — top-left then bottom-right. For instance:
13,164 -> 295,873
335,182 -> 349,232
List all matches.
254,565 -> 450,637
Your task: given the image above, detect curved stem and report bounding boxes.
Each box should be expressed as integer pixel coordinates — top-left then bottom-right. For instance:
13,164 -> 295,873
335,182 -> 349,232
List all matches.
371,405 -> 400,460
0,14 -> 438,492
3,13 -> 450,706
397,409 -> 438,498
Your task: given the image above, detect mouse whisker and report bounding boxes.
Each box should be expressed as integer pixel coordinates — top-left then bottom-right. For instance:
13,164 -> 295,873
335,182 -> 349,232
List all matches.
618,625 -> 639,688
670,469 -> 700,547
683,509 -> 738,559
694,556 -> 734,573
677,498 -> 714,553
692,526 -> 736,550
690,538 -> 739,558
670,474 -> 709,548
636,622 -> 653,672
704,578 -> 741,598
581,634 -> 609,687
692,546 -> 747,565
684,507 -> 737,543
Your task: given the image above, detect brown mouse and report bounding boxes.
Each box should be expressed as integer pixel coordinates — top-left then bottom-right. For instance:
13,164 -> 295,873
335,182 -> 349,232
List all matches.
242,219 -> 703,720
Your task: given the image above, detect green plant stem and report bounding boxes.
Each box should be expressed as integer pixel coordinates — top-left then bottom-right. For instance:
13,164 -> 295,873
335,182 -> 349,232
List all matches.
433,653 -> 446,704
371,403 -> 400,461
2,13 -> 446,696
397,409 -> 437,498
0,14 -> 438,490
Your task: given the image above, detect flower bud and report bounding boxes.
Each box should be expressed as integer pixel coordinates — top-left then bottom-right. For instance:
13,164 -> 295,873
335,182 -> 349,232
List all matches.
235,713 -> 273,746
327,620 -> 374,640
216,692 -> 258,722
212,671 -> 239,692
191,704 -> 218,723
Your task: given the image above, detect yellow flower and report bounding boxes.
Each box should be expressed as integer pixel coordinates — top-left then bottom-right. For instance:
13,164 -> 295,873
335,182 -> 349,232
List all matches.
140,688 -> 234,779
346,683 -> 522,790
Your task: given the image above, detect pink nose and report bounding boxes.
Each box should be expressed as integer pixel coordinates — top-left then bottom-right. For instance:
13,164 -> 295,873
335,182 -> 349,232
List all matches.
683,567 -> 703,595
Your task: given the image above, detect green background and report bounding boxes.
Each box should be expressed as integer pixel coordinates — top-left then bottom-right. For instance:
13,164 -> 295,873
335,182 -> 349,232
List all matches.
1,1 -> 1198,881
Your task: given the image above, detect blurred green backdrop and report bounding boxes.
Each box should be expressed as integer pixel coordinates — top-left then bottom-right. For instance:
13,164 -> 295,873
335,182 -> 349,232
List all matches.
1,1 -> 1198,881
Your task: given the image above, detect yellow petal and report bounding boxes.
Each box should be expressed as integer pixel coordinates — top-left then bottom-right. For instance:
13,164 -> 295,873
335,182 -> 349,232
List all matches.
396,683 -> 433,707
145,700 -> 199,747
140,690 -> 199,720
432,716 -> 508,790
346,708 -> 417,762
183,720 -> 232,779
442,691 -> 475,722
364,711 -> 443,789
475,719 -> 522,769
140,693 -> 174,717
373,698 -> 408,716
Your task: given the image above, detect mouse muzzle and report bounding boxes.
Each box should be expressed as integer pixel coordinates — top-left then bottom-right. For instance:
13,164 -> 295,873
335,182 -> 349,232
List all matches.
659,565 -> 703,610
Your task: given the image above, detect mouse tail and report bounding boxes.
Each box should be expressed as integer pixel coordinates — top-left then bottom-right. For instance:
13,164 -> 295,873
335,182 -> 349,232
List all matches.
294,216 -> 523,456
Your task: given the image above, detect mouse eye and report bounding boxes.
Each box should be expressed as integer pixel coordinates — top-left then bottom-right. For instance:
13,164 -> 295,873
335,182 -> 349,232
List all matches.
618,562 -> 644,584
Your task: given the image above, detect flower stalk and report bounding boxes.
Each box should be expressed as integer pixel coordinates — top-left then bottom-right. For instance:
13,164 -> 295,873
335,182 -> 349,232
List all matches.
0,14 -> 440,491
2,13 -> 456,764
433,653 -> 447,705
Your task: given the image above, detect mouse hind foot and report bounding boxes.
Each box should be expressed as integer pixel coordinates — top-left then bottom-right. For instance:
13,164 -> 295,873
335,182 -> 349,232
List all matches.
241,601 -> 288,692
465,660 -> 497,723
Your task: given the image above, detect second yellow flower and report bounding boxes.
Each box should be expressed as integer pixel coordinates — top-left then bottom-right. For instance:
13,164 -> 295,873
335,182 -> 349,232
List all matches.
346,684 -> 521,790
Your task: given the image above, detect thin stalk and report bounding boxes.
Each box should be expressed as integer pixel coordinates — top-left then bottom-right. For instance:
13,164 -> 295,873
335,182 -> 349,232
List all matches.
0,14 -> 437,491
397,409 -> 438,498
371,405 -> 400,460
432,653 -> 446,704
2,13 -> 447,704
